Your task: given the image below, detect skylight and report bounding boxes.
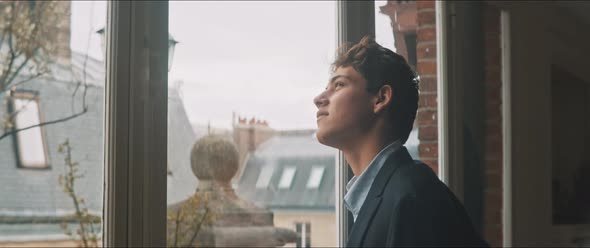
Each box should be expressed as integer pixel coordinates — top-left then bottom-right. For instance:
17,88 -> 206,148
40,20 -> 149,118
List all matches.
306,166 -> 325,189
256,165 -> 274,189
278,166 -> 296,189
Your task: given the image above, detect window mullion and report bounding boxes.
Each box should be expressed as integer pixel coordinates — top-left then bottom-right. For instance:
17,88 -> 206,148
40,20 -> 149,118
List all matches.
336,1 -> 375,246
104,1 -> 168,247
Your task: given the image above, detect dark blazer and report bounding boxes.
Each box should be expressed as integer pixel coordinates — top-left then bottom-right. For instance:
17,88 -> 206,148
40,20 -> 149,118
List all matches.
346,146 -> 488,247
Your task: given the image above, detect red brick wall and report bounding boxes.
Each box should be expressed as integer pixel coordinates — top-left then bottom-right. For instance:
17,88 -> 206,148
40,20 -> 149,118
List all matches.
380,1 -> 417,65
415,0 -> 439,173
482,3 -> 503,247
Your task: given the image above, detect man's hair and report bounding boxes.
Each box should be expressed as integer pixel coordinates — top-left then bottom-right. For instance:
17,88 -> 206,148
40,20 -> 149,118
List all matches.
332,36 -> 419,144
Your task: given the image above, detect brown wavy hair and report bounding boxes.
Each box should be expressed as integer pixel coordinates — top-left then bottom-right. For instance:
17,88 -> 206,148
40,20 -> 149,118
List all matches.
332,35 -> 419,144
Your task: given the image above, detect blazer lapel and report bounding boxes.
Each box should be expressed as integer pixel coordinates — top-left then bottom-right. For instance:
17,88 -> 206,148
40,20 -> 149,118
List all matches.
346,196 -> 382,247
346,147 -> 414,247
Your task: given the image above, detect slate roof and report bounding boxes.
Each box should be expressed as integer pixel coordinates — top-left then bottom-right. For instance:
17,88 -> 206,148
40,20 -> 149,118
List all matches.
236,130 -> 338,211
0,52 -> 198,241
236,129 -> 420,212
167,87 -> 201,205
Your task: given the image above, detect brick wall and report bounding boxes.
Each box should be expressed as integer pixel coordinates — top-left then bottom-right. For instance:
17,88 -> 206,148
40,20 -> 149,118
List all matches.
415,0 -> 439,173
379,1 -> 417,66
482,3 -> 503,247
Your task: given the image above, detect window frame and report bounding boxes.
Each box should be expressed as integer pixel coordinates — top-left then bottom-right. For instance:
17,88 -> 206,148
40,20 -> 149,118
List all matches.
295,221 -> 312,248
102,1 -> 452,246
7,90 -> 50,169
337,1 -> 375,245
103,1 -> 168,246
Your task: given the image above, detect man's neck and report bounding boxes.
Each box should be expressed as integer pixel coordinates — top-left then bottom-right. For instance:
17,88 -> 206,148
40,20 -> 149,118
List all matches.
341,131 -> 396,177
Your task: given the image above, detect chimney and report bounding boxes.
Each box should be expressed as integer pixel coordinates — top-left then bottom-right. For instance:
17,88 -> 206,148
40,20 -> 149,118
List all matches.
232,116 -> 275,181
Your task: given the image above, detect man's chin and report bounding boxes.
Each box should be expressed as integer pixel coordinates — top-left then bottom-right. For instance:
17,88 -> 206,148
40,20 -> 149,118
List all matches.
315,130 -> 337,148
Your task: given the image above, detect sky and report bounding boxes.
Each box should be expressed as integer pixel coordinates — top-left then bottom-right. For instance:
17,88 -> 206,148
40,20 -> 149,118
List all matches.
71,1 -> 395,131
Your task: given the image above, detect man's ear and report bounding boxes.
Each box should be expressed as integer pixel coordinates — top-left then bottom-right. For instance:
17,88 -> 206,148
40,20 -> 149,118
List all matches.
374,85 -> 393,114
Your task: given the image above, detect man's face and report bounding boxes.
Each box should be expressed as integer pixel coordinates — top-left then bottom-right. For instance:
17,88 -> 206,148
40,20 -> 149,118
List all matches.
314,66 -> 376,149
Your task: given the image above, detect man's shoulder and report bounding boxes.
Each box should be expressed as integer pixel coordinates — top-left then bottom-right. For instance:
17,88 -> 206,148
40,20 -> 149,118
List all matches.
383,159 -> 446,199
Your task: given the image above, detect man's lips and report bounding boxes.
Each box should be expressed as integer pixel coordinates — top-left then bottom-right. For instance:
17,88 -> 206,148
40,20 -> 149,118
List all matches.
316,111 -> 328,120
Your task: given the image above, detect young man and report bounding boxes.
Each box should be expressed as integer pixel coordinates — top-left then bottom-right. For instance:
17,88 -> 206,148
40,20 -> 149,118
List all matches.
314,36 -> 487,247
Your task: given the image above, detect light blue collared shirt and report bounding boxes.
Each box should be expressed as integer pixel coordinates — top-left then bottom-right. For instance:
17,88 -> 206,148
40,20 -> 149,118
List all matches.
344,140 -> 402,222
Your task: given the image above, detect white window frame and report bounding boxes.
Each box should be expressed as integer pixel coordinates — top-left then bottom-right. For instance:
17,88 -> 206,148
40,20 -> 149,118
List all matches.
295,221 -> 312,248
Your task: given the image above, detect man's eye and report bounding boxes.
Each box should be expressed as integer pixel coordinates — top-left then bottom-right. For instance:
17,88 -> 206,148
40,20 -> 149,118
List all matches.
335,82 -> 344,87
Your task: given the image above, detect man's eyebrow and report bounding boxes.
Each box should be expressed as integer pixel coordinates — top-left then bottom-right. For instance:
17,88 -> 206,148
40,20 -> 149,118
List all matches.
329,75 -> 352,83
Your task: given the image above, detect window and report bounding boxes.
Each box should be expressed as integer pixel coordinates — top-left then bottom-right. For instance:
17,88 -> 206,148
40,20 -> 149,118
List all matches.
278,167 -> 296,189
256,165 -> 274,189
0,1 -> 106,246
404,32 -> 418,68
307,166 -> 325,189
295,222 -> 311,248
9,92 -> 48,168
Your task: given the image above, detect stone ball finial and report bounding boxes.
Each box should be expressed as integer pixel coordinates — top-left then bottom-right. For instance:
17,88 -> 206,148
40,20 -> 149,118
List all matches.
190,135 -> 239,182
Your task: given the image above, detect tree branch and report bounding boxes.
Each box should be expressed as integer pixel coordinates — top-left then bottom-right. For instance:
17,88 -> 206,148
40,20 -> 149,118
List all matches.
4,55 -> 32,89
173,209 -> 181,247
188,207 -> 210,246
0,33 -> 17,91
0,1 -> 91,145
0,20 -> 7,49
1,72 -> 43,91
0,108 -> 87,140
3,98 -> 33,126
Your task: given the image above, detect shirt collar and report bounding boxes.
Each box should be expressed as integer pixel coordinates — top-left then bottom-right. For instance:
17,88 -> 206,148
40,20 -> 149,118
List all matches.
343,140 -> 402,222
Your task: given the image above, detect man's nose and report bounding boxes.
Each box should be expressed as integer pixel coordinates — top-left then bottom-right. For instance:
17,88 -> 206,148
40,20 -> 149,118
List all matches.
314,91 -> 328,108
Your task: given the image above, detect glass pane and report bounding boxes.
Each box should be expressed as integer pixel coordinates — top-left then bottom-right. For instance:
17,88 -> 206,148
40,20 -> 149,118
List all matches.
551,65 -> 590,225
278,167 -> 296,189
306,166 -> 325,189
255,165 -> 274,189
0,1 -> 106,247
375,0 -> 420,160
14,98 -> 47,167
167,2 -> 337,247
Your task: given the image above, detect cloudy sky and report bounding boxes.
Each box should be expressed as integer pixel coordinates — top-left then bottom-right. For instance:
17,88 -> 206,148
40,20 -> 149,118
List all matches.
71,1 -> 394,130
